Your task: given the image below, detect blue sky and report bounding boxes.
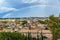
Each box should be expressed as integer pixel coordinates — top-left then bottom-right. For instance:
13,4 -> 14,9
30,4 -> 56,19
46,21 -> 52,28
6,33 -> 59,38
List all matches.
0,0 -> 60,18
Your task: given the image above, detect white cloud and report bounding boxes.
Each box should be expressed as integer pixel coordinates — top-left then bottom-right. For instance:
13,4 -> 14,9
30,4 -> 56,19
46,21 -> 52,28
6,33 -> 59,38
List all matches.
22,4 -> 48,9
0,0 -> 5,4
0,7 -> 17,13
22,0 -> 37,3
2,13 -> 11,18
39,0 -> 48,3
21,0 -> 48,3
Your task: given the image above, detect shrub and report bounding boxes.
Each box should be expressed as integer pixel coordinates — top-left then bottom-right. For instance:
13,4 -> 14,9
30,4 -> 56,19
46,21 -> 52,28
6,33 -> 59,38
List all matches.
0,32 -> 25,40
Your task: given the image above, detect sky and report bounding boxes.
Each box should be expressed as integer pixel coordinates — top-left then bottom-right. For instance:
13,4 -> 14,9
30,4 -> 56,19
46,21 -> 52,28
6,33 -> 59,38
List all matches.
0,0 -> 60,18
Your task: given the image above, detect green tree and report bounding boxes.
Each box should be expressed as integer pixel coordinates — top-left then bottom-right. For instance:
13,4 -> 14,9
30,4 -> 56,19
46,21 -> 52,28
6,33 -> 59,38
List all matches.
22,20 -> 27,25
0,21 -> 8,23
15,20 -> 20,24
38,20 -> 45,24
0,32 -> 25,40
45,15 -> 60,40
27,32 -> 32,40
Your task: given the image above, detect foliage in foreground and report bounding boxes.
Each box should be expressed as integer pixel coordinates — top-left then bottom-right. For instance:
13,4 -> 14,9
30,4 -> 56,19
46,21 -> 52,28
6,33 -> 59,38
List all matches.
0,32 -> 25,40
45,15 -> 60,40
0,32 -> 46,40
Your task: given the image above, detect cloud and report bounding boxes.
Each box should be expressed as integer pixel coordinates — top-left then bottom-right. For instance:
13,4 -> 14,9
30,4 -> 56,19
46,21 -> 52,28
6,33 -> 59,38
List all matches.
1,5 -> 47,18
0,0 -> 5,4
21,0 -> 48,3
0,0 -> 60,18
39,0 -> 48,3
2,4 -> 60,18
0,7 -> 17,13
2,13 -> 11,18
21,0 -> 37,3
0,0 -> 8,7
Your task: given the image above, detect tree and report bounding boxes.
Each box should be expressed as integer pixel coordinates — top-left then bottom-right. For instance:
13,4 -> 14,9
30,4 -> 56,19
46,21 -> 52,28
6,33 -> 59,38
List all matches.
15,20 -> 20,24
38,20 -> 45,24
22,20 -> 27,25
45,15 -> 60,40
0,32 -> 25,40
27,32 -> 32,40
0,21 -> 8,23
